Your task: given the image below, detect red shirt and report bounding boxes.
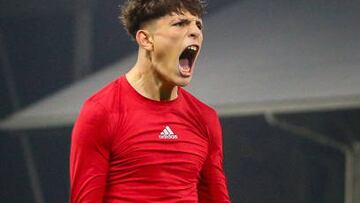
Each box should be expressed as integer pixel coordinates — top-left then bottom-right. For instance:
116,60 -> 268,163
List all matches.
70,76 -> 231,203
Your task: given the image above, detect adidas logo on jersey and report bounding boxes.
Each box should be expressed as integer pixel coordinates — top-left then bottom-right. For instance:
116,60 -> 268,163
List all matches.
159,126 -> 178,140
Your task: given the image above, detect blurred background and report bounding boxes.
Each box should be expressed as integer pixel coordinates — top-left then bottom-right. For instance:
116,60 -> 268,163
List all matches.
0,0 -> 360,202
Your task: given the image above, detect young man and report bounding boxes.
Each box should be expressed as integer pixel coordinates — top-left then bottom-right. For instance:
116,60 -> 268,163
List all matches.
70,0 -> 231,202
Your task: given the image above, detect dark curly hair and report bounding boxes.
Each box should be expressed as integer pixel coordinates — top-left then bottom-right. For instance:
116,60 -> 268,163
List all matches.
119,0 -> 206,39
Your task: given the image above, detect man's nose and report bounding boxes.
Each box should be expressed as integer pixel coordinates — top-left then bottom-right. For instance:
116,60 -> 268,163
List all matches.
188,23 -> 202,39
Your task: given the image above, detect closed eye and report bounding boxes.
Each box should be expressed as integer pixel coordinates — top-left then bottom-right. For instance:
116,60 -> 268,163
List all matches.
173,19 -> 190,27
196,21 -> 203,30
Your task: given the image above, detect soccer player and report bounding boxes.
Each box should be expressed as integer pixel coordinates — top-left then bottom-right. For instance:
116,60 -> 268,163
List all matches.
69,0 -> 231,202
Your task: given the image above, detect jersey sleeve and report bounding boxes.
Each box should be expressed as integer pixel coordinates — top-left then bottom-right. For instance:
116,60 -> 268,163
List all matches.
70,100 -> 111,203
198,111 -> 231,203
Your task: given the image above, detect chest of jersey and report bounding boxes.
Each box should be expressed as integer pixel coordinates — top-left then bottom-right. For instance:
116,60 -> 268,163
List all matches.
108,108 -> 209,187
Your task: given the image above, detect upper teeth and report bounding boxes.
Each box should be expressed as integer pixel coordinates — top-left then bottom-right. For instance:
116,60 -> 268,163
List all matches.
187,46 -> 198,51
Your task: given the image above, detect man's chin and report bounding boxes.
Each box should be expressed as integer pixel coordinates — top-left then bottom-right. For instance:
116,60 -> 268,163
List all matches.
175,76 -> 192,87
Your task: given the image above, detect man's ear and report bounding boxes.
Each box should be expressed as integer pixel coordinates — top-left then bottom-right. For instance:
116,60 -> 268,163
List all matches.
136,30 -> 153,51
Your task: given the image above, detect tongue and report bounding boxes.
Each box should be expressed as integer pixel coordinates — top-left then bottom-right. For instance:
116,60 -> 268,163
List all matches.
179,58 -> 191,76
179,58 -> 190,68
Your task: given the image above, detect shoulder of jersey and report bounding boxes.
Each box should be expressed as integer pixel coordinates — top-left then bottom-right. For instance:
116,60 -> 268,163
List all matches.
84,77 -> 122,111
180,88 -> 218,117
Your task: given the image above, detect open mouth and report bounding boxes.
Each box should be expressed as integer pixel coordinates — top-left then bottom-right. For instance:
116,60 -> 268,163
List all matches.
178,45 -> 199,77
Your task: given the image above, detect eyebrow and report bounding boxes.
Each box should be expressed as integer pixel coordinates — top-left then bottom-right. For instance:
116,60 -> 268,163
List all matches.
172,18 -> 203,25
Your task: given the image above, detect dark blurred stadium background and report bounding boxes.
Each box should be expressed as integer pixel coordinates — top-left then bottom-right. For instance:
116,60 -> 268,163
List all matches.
1,0 -> 360,202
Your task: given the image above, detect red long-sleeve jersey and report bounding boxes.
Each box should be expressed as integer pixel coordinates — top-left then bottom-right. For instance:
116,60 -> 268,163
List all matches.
70,76 -> 231,203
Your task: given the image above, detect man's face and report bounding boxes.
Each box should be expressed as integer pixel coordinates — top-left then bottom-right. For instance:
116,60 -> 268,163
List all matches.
146,10 -> 203,87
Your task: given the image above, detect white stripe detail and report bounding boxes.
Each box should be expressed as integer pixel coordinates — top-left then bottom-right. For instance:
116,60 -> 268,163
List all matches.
165,126 -> 174,134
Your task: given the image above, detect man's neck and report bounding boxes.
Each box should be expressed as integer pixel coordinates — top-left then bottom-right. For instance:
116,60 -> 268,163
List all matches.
126,63 -> 178,101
